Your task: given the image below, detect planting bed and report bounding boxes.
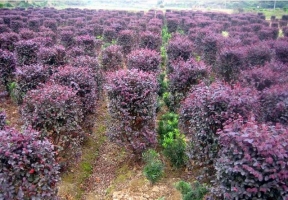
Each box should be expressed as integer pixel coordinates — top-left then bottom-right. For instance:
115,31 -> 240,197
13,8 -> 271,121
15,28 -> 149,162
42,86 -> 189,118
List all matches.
0,7 -> 288,200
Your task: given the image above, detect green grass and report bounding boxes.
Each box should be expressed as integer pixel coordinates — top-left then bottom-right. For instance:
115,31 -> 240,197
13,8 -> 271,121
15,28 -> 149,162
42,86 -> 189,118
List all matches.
245,8 -> 288,20
60,105 -> 108,199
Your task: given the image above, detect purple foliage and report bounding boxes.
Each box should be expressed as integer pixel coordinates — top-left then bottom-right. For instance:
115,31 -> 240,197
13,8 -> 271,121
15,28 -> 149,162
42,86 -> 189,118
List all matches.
15,64 -> 49,103
105,69 -> 158,155
15,40 -> 39,65
21,83 -> 84,165
274,41 -> 288,63
214,46 -> 247,83
168,58 -> 208,110
19,28 -> 35,40
10,20 -> 24,33
0,127 -> 60,199
0,111 -> 6,130
167,18 -> 179,33
0,25 -> 11,34
101,45 -> 124,72
0,50 -> 16,87
75,35 -> 96,56
179,82 -> 260,166
28,18 -> 41,32
216,117 -> 288,199
67,46 -> 85,58
103,27 -> 117,43
60,30 -> 75,48
139,31 -> 162,51
127,48 -> 161,73
245,42 -> 274,67
0,32 -> 19,52
69,55 -> 103,97
43,19 -> 57,32
201,33 -> 223,65
258,27 -> 279,40
117,30 -> 135,55
167,35 -> 193,61
50,66 -> 97,114
260,83 -> 288,125
239,62 -> 288,91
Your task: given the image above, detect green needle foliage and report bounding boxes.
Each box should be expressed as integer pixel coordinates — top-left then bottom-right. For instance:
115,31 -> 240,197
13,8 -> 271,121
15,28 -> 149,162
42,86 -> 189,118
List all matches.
176,181 -> 209,200
142,149 -> 164,184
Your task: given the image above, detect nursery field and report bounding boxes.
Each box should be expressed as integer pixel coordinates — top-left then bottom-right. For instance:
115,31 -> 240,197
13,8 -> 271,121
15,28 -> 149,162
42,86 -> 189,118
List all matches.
0,6 -> 288,200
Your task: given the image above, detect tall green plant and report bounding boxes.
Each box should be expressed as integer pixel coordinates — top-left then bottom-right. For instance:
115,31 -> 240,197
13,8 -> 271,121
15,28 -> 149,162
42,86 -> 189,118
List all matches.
158,112 -> 187,168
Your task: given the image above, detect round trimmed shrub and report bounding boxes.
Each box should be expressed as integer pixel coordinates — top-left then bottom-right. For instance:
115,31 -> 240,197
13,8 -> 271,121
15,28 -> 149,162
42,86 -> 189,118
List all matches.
15,40 -> 39,65
50,65 -> 97,115
21,83 -> 84,166
15,64 -> 49,103
117,30 -> 135,55
43,19 -> 57,32
0,127 -> 60,199
0,32 -> 19,52
59,30 -> 75,48
167,18 -> 179,33
70,55 -> 103,97
260,83 -> 288,125
103,27 -> 117,43
167,35 -> 193,62
139,31 -> 162,51
179,82 -> 260,166
106,69 -> 158,155
75,35 -> 96,56
19,28 -> 35,40
28,18 -> 41,32
214,46 -> 247,83
245,42 -> 274,67
169,58 -> 207,100
216,117 -> 288,200
100,45 -> 124,72
274,41 -> 288,63
127,48 -> 161,73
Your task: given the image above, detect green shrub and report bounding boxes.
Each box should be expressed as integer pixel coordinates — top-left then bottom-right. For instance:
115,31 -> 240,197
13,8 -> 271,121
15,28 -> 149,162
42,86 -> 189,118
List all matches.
143,149 -> 164,184
163,136 -> 187,168
176,181 -> 209,200
158,113 -> 187,168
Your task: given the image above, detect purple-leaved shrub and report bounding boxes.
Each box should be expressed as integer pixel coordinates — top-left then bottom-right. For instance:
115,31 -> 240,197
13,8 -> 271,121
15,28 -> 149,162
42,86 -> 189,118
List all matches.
179,82 -> 260,167
167,35 -> 193,62
260,83 -> 288,125
216,117 -> 288,199
168,58 -> 208,111
50,65 -> 97,115
106,69 -> 158,155
75,35 -> 96,56
0,127 -> 60,199
214,46 -> 246,83
0,50 -> 16,88
127,48 -> 161,73
274,41 -> 288,63
117,30 -> 135,55
101,45 -> 124,72
15,40 -> 39,65
15,64 -> 49,103
0,110 -> 6,130
21,83 -> 84,167
139,31 -> 162,51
